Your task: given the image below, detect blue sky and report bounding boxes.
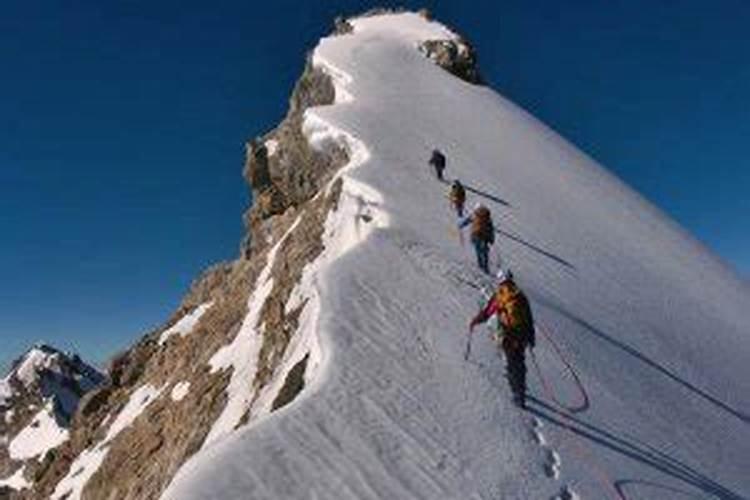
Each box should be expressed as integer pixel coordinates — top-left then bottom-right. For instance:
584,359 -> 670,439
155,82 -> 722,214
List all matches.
1,0 -> 748,372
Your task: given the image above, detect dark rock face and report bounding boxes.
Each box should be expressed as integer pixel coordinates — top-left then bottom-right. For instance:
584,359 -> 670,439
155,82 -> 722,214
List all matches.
420,38 -> 482,85
271,353 -> 310,411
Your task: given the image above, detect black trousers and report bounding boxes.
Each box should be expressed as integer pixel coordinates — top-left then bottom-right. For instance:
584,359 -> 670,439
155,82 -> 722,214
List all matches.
501,337 -> 527,402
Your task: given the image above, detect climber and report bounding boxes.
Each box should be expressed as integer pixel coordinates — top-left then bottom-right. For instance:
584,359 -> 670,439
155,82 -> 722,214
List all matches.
469,269 -> 535,408
429,148 -> 446,181
458,202 -> 495,273
448,179 -> 466,217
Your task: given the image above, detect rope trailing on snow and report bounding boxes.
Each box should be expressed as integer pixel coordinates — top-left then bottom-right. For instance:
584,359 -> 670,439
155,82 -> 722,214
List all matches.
533,323 -> 589,413
532,321 -> 626,500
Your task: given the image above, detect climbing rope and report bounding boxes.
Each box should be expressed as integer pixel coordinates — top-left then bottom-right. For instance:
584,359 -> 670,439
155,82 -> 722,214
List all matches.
532,322 -> 589,413
531,321 -> 626,500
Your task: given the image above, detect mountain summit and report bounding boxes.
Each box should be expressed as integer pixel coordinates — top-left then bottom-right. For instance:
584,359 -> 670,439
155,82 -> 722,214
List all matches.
4,10 -> 749,500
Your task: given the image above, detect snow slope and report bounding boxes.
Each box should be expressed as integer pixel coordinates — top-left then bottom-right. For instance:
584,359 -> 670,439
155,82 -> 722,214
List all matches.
164,12 -> 750,500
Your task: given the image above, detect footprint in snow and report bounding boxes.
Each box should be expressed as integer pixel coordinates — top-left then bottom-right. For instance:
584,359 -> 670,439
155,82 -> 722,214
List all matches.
544,449 -> 562,480
551,485 -> 580,500
528,416 -> 560,479
530,417 -> 547,445
531,427 -> 547,446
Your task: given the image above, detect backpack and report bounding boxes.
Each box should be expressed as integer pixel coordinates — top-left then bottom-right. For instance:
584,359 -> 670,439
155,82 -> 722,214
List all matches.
495,282 -> 534,344
471,207 -> 494,243
450,184 -> 465,204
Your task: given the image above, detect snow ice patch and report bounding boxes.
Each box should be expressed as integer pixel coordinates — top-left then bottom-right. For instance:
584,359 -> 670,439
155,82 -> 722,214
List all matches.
9,402 -> 68,460
0,465 -> 30,491
170,381 -> 190,402
15,347 -> 57,387
349,12 -> 458,45
159,302 -> 213,345
104,384 -> 164,442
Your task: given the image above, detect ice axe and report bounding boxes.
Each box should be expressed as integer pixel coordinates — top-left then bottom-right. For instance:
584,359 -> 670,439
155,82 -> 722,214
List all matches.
464,326 -> 474,361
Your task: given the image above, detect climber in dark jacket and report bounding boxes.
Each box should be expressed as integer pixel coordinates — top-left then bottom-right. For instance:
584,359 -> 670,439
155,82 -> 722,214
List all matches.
458,202 -> 495,273
429,149 -> 446,181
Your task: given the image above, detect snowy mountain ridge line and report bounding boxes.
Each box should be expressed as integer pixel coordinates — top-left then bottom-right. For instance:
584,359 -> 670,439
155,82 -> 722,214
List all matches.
4,9 -> 748,499
164,10 -> 749,500
195,25 -> 375,451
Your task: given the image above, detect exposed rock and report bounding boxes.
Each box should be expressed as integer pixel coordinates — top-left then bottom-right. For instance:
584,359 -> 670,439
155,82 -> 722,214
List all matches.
254,178 -> 343,392
420,38 -> 482,84
74,387 -> 111,421
271,353 -> 310,411
241,57 -> 343,258
333,15 -> 354,35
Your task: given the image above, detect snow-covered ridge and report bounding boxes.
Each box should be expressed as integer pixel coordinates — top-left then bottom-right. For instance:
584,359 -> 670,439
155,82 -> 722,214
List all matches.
2,343 -> 104,394
164,10 -> 750,500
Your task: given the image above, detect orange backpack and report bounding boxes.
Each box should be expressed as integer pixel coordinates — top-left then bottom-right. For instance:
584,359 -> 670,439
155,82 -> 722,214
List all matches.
495,283 -> 534,341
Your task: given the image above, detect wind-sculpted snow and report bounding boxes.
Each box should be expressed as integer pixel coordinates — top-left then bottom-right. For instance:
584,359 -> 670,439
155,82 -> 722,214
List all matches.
164,12 -> 750,500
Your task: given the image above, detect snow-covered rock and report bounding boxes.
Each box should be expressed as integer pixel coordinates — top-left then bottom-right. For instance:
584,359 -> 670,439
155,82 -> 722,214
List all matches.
158,301 -> 213,345
8,402 -> 68,461
50,383 -> 164,500
0,344 -> 104,495
170,382 -> 190,402
0,465 -> 30,491
0,343 -> 104,418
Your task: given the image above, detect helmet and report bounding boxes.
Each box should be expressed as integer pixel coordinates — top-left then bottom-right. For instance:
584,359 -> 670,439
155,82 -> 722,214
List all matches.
496,268 -> 513,283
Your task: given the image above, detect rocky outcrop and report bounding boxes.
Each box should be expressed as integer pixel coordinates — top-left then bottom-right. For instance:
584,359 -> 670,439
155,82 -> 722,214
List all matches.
241,58 -> 344,259
419,37 -> 482,84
